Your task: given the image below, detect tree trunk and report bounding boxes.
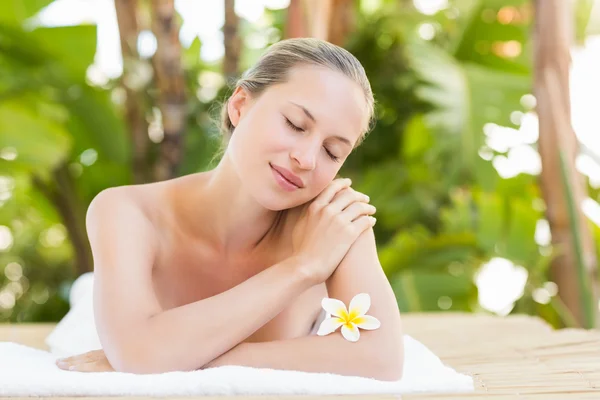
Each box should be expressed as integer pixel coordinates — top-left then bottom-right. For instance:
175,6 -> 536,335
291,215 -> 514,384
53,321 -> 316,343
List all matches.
223,0 -> 241,82
114,0 -> 150,184
288,0 -> 355,46
326,0 -> 355,46
150,0 -> 187,181
304,0 -> 333,41
533,0 -> 599,328
33,166 -> 93,277
284,0 -> 308,39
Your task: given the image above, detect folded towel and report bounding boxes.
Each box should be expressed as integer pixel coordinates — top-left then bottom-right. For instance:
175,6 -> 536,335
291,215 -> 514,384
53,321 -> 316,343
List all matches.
0,335 -> 473,396
45,272 -> 102,358
0,272 -> 474,396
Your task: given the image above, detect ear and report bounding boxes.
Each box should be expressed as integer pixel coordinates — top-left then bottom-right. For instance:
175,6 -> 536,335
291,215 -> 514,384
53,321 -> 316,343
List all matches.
227,86 -> 250,128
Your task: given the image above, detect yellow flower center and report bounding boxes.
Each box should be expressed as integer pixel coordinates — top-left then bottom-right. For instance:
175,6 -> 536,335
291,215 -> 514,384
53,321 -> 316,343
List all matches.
338,308 -> 361,326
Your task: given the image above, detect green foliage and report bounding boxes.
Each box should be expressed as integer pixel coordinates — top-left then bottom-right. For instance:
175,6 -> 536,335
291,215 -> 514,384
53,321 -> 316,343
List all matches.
0,0 -> 230,322
0,0 -> 53,25
0,1 -> 130,321
559,150 -> 596,328
576,0 -> 596,42
0,99 -> 71,173
340,0 -> 597,324
0,0 -> 598,327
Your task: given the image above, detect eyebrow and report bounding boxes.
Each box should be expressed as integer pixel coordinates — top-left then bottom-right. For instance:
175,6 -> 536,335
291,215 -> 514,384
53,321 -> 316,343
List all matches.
288,101 -> 354,147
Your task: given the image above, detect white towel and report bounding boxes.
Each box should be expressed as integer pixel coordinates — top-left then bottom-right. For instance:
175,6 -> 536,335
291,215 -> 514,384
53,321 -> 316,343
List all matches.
45,272 -> 102,358
0,273 -> 474,396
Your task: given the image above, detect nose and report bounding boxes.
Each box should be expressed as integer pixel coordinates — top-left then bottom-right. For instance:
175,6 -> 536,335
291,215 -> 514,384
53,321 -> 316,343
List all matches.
290,138 -> 319,170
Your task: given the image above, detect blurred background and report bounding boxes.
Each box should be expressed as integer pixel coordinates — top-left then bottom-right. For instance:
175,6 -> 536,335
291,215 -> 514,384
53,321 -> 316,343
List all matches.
1,0 -> 599,330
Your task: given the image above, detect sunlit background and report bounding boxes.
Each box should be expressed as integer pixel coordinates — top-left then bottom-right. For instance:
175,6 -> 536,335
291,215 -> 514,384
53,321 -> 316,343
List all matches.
1,0 -> 600,326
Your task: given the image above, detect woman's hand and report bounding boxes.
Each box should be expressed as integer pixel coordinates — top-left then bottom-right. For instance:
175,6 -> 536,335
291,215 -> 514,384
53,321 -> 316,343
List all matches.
55,349 -> 115,372
291,178 -> 376,285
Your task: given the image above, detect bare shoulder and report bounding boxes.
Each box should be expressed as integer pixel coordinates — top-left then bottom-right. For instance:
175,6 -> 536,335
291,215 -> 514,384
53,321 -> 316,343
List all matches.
86,184 -> 168,317
86,185 -> 170,351
87,186 -> 153,229
85,184 -> 167,259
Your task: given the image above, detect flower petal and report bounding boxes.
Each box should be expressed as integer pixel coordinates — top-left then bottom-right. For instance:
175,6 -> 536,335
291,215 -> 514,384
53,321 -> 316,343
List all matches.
341,323 -> 360,342
348,293 -> 371,318
353,315 -> 381,330
321,298 -> 348,319
316,317 -> 345,336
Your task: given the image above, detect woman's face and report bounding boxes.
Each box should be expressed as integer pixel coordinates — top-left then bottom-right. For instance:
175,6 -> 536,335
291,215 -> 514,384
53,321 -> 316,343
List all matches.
226,65 -> 369,210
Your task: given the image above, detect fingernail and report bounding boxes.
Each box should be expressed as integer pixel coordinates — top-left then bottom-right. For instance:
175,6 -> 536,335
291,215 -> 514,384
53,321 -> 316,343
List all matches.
69,366 -> 75,371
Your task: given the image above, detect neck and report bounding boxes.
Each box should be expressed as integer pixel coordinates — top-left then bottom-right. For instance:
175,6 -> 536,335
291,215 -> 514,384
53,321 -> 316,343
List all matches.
177,152 -> 281,259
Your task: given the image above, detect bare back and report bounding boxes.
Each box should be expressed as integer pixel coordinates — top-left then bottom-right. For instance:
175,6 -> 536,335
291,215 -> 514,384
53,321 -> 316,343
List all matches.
97,173 -> 327,344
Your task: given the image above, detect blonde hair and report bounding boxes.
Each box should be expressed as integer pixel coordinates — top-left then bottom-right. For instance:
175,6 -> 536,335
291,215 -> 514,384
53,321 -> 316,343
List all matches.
212,38 -> 375,162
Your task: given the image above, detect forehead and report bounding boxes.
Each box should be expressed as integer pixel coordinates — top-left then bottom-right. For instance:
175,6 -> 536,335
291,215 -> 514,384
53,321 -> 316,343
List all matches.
269,65 -> 369,142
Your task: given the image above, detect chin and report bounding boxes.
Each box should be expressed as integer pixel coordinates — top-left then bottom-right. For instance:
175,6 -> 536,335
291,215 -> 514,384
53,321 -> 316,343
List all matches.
257,195 -> 303,212
253,185 -> 310,212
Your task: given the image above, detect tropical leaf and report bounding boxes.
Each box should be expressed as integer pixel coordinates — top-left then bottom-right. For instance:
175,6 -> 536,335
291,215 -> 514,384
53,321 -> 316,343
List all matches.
401,114 -> 434,160
0,24 -> 128,164
0,99 -> 71,173
559,150 -> 596,328
0,24 -> 49,69
440,188 -> 475,234
392,270 -> 477,312
475,191 -> 505,254
59,85 -> 130,164
451,0 -> 532,74
504,197 -> 542,265
0,0 -> 54,25
575,0 -> 596,42
406,38 -> 530,183
379,225 -> 478,275
29,25 -> 97,79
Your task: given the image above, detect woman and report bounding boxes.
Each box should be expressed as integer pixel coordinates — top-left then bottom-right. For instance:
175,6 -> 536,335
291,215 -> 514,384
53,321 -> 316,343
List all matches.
55,38 -> 404,381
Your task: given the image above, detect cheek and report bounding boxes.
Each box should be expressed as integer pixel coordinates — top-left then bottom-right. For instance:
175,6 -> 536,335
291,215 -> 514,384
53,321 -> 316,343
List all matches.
253,118 -> 291,153
231,117 -> 279,160
306,169 -> 338,199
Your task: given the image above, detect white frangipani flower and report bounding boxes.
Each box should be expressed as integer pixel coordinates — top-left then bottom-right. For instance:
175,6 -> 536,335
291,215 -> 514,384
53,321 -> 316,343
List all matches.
316,293 -> 380,342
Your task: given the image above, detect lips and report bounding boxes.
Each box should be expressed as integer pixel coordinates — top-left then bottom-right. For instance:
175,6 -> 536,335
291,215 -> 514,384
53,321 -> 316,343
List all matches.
270,163 -> 304,188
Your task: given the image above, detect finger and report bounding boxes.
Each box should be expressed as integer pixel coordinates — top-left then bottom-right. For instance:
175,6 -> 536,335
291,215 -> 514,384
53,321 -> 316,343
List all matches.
328,188 -> 369,213
62,360 -> 113,373
56,355 -> 78,364
55,356 -> 80,368
55,360 -> 72,370
76,361 -> 113,372
353,215 -> 377,232
340,202 -> 376,222
314,178 -> 352,207
55,351 -> 97,369
56,349 -> 99,364
56,359 -> 84,371
83,350 -> 104,362
63,361 -> 91,372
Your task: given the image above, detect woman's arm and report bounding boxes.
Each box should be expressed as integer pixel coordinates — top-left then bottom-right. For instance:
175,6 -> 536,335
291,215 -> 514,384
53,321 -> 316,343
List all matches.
88,189 -> 315,374
204,326 -> 399,381
205,227 -> 404,381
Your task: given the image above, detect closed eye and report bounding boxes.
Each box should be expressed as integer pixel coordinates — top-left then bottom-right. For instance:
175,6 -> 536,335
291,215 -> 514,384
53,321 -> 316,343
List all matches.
325,148 -> 340,162
285,116 -> 340,162
284,117 -> 304,132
